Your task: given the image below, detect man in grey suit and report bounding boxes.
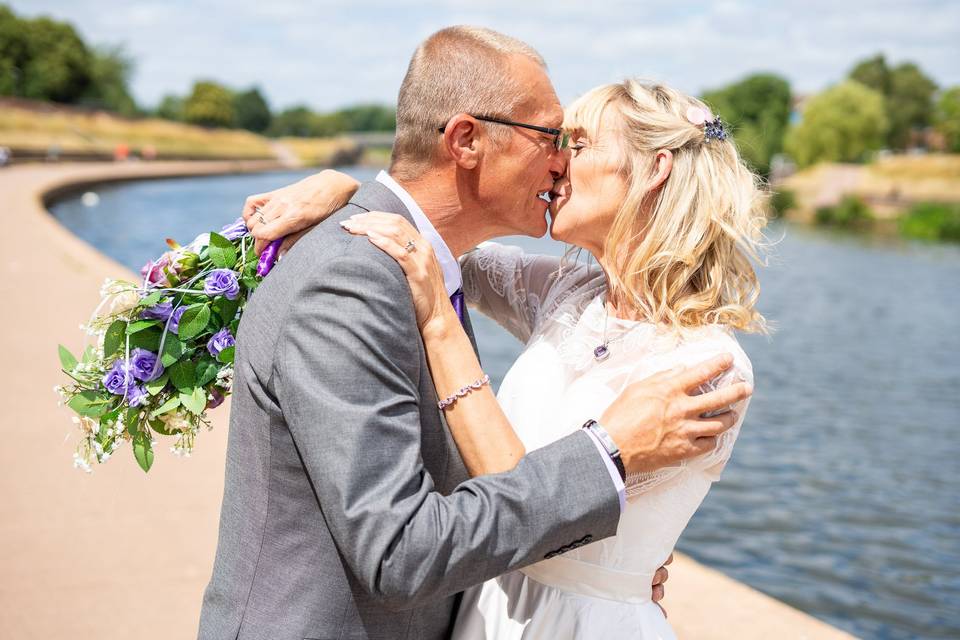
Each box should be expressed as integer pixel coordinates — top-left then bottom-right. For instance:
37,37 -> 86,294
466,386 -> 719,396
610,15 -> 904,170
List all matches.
199,26 -> 748,640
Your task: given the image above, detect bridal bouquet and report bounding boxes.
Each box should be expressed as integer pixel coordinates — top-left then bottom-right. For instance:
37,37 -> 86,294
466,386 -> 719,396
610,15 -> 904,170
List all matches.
55,217 -> 272,473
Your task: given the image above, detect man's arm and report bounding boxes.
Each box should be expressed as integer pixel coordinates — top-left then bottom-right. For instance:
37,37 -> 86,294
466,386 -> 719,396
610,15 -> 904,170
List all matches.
276,248 -> 620,610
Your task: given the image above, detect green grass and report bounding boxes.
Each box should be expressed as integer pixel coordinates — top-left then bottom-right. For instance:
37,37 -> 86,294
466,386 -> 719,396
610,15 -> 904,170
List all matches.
815,195 -> 874,228
898,202 -> 960,242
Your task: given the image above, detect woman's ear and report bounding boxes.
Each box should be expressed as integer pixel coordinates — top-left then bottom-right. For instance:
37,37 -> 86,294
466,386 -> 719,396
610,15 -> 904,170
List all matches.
650,149 -> 673,191
441,114 -> 481,170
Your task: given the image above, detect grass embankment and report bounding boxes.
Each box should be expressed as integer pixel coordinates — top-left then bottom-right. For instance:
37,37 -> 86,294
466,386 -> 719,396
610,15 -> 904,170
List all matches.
772,154 -> 960,242
0,100 -> 360,165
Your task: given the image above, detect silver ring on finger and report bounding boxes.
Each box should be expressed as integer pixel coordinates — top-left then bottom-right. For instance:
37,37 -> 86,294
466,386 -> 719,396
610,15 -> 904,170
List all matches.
404,240 -> 417,253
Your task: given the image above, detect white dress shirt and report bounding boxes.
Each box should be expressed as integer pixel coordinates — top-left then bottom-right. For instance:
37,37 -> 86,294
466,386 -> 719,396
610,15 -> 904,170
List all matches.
375,170 -> 626,513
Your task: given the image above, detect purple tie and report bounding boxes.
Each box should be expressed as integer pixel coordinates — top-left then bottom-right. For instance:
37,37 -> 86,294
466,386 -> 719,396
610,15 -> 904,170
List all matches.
450,287 -> 464,324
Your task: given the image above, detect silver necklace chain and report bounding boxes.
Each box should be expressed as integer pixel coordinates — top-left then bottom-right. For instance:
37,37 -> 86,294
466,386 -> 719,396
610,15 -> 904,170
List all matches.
594,293 -> 637,362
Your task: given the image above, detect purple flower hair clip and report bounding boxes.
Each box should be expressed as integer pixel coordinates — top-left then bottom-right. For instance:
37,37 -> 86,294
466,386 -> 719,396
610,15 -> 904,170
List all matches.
686,106 -> 727,142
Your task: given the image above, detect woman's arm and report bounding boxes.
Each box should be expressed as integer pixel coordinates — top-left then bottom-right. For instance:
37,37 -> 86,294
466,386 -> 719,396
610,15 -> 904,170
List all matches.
241,169 -> 361,256
342,212 -> 524,476
461,244 -> 598,344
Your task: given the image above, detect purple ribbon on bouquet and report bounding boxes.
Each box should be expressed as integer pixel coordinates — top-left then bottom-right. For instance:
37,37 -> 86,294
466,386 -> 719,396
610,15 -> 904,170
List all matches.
256,238 -> 283,277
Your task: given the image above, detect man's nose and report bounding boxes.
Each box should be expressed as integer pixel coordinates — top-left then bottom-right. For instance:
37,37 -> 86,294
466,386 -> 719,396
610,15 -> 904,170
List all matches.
549,147 -> 568,180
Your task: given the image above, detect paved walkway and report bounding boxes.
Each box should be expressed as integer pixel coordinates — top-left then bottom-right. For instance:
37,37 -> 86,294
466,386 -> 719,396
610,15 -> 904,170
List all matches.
1,161 -> 856,639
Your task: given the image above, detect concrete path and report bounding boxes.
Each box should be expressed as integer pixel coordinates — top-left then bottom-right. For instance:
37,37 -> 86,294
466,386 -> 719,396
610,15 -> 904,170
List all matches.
1,161 -> 856,639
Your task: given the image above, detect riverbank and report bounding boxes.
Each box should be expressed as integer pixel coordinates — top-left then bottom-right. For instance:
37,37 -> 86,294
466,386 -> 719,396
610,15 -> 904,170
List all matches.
3,161 -> 855,639
0,98 -> 364,166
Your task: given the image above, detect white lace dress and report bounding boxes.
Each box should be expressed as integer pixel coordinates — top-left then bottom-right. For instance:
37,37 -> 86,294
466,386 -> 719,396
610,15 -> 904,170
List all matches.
452,243 -> 753,640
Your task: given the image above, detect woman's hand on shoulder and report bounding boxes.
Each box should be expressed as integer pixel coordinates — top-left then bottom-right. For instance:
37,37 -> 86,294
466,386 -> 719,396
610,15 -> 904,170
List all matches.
340,212 -> 454,333
242,169 -> 360,256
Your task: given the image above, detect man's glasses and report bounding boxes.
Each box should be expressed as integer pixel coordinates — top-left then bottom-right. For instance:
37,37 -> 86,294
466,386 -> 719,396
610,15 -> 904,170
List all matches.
439,115 -> 569,151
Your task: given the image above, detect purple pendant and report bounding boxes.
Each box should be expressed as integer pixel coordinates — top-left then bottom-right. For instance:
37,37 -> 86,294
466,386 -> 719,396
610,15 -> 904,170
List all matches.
593,344 -> 610,362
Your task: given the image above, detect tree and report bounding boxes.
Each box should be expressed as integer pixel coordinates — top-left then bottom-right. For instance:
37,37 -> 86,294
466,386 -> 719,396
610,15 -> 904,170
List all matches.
337,104 -> 396,132
183,80 -> 234,128
156,94 -> 184,121
268,105 -> 316,137
0,5 -> 30,95
233,87 -> 272,133
20,15 -> 92,102
702,73 -> 792,174
849,54 -> 891,96
784,81 -> 888,167
935,87 -> 960,152
81,45 -> 137,115
847,54 -> 938,149
888,63 -> 938,148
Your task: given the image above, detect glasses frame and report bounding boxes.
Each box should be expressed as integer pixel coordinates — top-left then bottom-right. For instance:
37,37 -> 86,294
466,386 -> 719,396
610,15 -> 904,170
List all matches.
439,114 -> 569,151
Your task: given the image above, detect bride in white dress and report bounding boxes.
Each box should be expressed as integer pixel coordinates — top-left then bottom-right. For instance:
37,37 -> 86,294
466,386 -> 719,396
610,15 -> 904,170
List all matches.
341,80 -> 766,639
272,79 -> 766,638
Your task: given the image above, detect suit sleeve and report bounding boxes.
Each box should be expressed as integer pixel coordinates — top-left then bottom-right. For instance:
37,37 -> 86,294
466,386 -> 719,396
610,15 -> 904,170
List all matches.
275,251 -> 620,610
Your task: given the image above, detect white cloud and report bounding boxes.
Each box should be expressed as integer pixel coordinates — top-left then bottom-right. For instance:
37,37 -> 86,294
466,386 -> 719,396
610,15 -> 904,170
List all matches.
10,0 -> 960,110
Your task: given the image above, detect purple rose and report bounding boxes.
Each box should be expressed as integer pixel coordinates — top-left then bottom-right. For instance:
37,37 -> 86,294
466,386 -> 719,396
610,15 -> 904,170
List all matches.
140,300 -> 173,321
168,306 -> 187,335
126,384 -> 148,407
102,359 -> 134,396
220,217 -> 249,241
204,269 -> 240,300
207,328 -> 236,358
129,348 -> 164,382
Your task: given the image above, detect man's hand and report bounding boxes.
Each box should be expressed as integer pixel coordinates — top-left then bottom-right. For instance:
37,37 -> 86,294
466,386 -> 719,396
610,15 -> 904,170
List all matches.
242,169 -> 360,256
652,553 -> 673,618
601,353 -> 751,475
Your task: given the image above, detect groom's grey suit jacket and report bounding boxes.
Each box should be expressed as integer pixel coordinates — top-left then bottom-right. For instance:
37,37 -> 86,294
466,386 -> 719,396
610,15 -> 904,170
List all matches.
198,181 -> 621,640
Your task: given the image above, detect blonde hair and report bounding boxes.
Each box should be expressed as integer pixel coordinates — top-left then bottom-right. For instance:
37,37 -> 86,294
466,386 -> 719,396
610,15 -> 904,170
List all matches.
391,26 -> 546,179
564,80 -> 768,333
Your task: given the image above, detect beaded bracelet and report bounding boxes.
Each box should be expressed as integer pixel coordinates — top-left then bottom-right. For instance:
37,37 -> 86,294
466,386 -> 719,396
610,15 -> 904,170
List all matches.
437,374 -> 491,410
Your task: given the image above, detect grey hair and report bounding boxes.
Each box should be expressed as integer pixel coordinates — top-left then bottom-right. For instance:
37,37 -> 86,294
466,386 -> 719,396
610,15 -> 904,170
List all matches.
390,26 -> 546,178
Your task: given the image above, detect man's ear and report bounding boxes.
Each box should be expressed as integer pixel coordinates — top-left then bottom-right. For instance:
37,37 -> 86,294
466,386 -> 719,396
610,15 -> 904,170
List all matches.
441,114 -> 481,170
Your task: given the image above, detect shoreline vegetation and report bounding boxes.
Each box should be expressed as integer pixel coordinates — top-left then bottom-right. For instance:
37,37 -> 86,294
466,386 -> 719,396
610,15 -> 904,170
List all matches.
0,98 -> 384,167
770,154 -> 960,243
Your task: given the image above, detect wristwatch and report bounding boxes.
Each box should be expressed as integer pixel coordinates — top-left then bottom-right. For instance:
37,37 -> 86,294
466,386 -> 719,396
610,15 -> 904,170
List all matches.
582,419 -> 626,482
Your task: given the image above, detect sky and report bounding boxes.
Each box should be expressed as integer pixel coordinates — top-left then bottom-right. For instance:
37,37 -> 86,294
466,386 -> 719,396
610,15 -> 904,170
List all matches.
11,0 -> 960,113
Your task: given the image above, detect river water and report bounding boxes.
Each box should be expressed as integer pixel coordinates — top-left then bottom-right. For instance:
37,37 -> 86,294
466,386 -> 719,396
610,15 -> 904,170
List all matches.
49,167 -> 960,639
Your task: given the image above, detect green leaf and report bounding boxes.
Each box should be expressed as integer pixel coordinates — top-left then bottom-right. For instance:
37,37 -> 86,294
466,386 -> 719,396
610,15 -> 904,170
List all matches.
178,304 -> 211,340
100,408 -> 121,429
67,390 -> 112,418
213,296 -> 240,325
133,431 -> 154,472
208,232 -> 237,269
195,358 -> 219,387
149,395 -> 181,418
160,334 -> 184,367
216,346 -> 235,364
180,387 -> 207,415
82,345 -> 96,364
128,327 -> 161,352
149,417 -> 174,436
138,292 -> 163,307
58,345 -> 78,371
168,360 -> 196,392
124,407 -> 141,436
126,319 -> 159,335
242,277 -> 259,292
102,320 -> 126,358
145,372 -> 169,396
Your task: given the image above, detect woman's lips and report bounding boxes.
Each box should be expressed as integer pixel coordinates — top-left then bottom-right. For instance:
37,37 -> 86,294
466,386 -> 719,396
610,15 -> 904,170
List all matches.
548,182 -> 571,214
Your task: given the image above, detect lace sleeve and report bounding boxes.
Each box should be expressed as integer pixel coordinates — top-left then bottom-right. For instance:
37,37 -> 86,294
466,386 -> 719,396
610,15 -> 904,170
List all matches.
460,242 -> 564,343
621,337 -> 754,499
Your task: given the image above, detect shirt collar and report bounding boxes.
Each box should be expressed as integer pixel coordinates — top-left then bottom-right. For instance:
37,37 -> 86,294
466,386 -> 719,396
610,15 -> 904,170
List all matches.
375,170 -> 462,296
